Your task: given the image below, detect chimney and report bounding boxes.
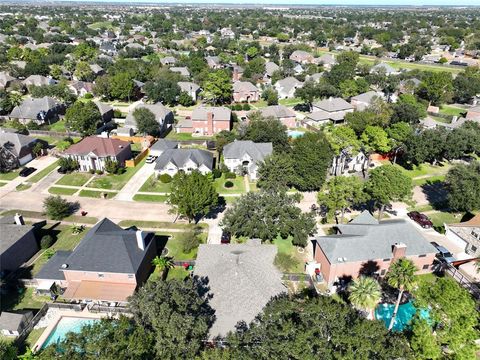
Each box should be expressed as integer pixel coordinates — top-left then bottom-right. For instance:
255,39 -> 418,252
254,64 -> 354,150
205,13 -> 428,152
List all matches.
207,111 -> 214,135
14,213 -> 24,225
136,230 -> 145,251
392,243 -> 407,259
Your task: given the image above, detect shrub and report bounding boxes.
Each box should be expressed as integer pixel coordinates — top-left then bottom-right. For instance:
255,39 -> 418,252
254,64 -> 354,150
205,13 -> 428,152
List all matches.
57,140 -> 73,151
225,172 -> 236,179
159,173 -> 172,183
43,195 -> 77,220
212,168 -> 222,179
95,170 -> 103,175
224,181 -> 234,188
242,103 -> 251,111
59,157 -> 79,173
89,169 -> 95,174
83,93 -> 93,99
234,104 -> 243,111
43,249 -> 56,259
40,235 -> 54,249
26,122 -> 40,130
178,230 -> 201,254
113,109 -> 124,118
104,159 -> 120,174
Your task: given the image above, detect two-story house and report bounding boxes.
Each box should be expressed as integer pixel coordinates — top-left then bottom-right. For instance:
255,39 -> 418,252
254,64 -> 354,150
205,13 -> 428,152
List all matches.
233,81 -> 260,103
223,140 -> 273,180
176,107 -> 231,136
154,148 -> 213,176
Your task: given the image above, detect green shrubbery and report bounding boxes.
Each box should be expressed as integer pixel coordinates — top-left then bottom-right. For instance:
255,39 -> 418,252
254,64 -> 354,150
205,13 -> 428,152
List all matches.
159,173 -> 172,183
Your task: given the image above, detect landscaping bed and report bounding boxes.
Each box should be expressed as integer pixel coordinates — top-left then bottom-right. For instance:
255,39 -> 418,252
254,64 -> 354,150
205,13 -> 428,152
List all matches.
214,174 -> 245,194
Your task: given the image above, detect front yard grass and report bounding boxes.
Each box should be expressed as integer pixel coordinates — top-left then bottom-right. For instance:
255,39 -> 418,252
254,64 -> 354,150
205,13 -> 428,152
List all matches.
56,172 -> 93,187
0,170 -> 20,181
428,211 -> 464,228
214,174 -> 245,194
439,105 -> 466,117
279,97 -> 303,107
16,183 -> 32,191
47,119 -> 67,132
166,267 -> 190,281
273,236 -> 306,273
89,160 -> 146,190
28,160 -> 59,183
79,189 -> 117,199
412,175 -> 445,187
158,231 -> 207,261
48,187 -> 78,195
165,132 -> 213,141
139,174 -> 172,193
133,194 -> 168,202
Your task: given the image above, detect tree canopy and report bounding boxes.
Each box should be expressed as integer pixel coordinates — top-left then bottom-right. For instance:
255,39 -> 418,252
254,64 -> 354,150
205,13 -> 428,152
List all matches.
64,100 -> 102,136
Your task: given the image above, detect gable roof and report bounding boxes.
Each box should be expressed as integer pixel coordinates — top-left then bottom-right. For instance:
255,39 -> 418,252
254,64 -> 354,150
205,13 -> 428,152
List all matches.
259,105 -> 295,119
61,218 -> 154,274
265,61 -> 280,76
35,250 -> 71,280
372,62 -> 397,74
275,77 -> 303,93
233,81 -> 259,93
125,103 -> 173,128
194,241 -> 285,337
93,101 -> 113,116
154,148 -> 213,171
10,96 -> 61,120
351,91 -> 379,104
64,136 -> 130,157
191,107 -> 231,122
313,97 -> 354,112
178,81 -> 200,93
0,131 -> 37,156
223,140 -> 272,163
0,216 -> 36,255
22,75 -> 55,87
150,139 -> 178,152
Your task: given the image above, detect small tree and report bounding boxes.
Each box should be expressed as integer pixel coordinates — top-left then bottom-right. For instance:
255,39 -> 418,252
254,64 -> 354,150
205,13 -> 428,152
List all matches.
410,317 -> 441,360
40,235 -> 54,249
43,195 -> 76,220
32,142 -> 45,157
152,256 -> 174,280
133,107 -> 159,137
348,276 -> 382,319
104,159 -> 121,174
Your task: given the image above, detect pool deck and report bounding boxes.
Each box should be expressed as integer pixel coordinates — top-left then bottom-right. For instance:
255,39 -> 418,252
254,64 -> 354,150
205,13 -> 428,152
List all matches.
33,307 -> 107,352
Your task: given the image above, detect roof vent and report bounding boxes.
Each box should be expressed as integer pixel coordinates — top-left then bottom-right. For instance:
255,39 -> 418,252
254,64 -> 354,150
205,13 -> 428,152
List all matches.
61,263 -> 68,269
337,257 -> 343,262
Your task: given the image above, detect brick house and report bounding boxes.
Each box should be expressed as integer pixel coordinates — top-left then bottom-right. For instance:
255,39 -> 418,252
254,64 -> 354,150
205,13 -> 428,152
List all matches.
445,214 -> 480,257
233,81 -> 260,103
176,107 -> 231,136
256,105 -> 297,128
314,211 -> 437,288
289,50 -> 314,64
63,136 -> 132,172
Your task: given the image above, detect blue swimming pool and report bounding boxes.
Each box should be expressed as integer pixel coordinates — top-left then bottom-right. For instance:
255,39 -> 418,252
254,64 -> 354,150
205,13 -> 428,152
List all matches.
286,130 -> 305,138
375,301 -> 429,332
42,317 -> 98,349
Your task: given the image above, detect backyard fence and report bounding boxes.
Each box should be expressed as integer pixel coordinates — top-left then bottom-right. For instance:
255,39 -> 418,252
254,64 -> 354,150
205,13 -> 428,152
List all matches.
89,304 -> 131,314
50,302 -> 84,311
445,265 -> 480,300
125,148 -> 149,167
14,303 -> 49,345
28,129 -> 82,137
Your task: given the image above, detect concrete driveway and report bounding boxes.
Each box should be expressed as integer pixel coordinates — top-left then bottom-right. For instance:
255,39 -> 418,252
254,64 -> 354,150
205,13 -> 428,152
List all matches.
115,162 -> 155,201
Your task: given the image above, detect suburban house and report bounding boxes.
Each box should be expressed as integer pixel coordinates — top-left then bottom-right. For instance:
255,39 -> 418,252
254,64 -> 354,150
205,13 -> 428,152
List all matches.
0,311 -> 33,338
290,50 -> 314,64
275,77 -> 303,99
0,130 -> 44,167
176,107 -> 231,136
0,71 -> 16,89
125,103 -> 174,135
330,151 -> 367,176
264,61 -> 280,82
68,81 -> 94,97
34,218 -> 157,303
63,136 -> 132,172
370,62 -> 399,76
233,81 -> 260,103
94,101 -> 114,123
445,214 -> 480,257
466,105 -> 480,121
178,81 -> 201,102
149,139 -> 178,157
22,75 -> 56,88
0,214 -> 38,274
223,140 -> 273,180
154,148 -> 213,176
317,53 -> 336,69
311,97 -> 354,124
206,56 -> 222,69
350,91 -> 381,111
170,67 -> 191,78
160,56 -> 176,66
194,240 -> 285,338
314,211 -> 437,288
9,96 -> 63,125
257,105 -> 297,128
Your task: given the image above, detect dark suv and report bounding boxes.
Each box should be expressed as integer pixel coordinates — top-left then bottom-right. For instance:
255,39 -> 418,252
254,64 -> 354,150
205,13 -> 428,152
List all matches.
407,211 -> 433,228
19,167 -> 36,177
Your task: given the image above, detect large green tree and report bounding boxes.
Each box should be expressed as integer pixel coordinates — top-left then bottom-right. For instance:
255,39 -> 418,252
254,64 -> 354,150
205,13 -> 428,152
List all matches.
168,171 -> 218,223
202,70 -> 232,105
133,107 -> 159,136
240,113 -> 290,152
444,161 -> 480,212
257,153 -> 296,192
144,79 -> 181,106
391,94 -> 427,124
409,318 -> 441,360
416,71 -> 453,106
64,101 -> 102,136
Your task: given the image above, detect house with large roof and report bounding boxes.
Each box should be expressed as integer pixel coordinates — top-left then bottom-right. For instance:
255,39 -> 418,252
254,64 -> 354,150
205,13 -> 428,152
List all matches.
314,211 -> 437,287
311,97 -> 354,124
194,240 -> 285,338
223,140 -> 272,180
274,77 -> 303,99
63,136 -> 132,172
178,81 -> 201,102
22,75 -> 56,88
445,214 -> 480,258
154,148 -> 213,176
0,130 -> 44,168
350,91 -> 381,111
176,107 -> 231,136
34,218 -> 157,303
256,105 -> 297,128
125,102 -> 174,135
9,96 -> 63,125
289,50 -> 314,64
233,81 -> 260,103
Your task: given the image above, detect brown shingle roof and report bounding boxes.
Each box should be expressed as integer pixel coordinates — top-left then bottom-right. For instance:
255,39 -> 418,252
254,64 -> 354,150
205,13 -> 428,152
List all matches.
64,136 -> 130,157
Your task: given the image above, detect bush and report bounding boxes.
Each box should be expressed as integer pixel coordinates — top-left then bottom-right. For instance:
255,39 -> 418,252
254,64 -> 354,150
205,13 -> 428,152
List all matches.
225,172 -> 236,179
43,195 -> 77,220
89,169 -> 95,174
178,230 -> 201,254
40,235 -> 54,249
224,181 -> 234,188
105,159 -> 120,174
234,104 -> 243,111
242,103 -> 251,111
113,109 -> 124,118
83,93 -> 93,99
59,157 -> 79,173
159,174 -> 172,183
95,170 -> 103,175
212,169 -> 222,179
26,122 -> 40,130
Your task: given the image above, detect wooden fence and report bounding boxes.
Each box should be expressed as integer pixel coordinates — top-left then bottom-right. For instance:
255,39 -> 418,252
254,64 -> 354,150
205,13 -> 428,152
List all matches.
125,148 -> 149,167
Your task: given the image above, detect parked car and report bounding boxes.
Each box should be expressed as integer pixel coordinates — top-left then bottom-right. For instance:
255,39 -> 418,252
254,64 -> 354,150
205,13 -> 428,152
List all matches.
407,211 -> 433,228
57,167 -> 68,174
146,155 -> 157,164
430,241 -> 456,264
19,167 -> 36,177
221,231 -> 231,244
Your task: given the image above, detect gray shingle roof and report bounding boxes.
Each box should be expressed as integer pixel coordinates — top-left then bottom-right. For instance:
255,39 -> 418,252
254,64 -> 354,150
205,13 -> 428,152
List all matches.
259,105 -> 295,119
194,241 -> 285,337
223,140 -> 272,163
178,81 -> 200,93
191,107 -> 231,122
35,250 -> 71,280
0,131 -> 37,157
275,77 -> 303,93
351,91 -> 379,104
0,217 -> 36,255
150,139 -> 178,152
154,148 -> 213,171
22,75 -> 55,87
61,218 -> 154,274
0,312 -> 32,332
125,103 -> 173,128
316,211 -> 437,264
265,62 -> 280,76
233,81 -> 259,93
10,96 -> 60,120
371,62 -> 397,74
313,97 -> 353,112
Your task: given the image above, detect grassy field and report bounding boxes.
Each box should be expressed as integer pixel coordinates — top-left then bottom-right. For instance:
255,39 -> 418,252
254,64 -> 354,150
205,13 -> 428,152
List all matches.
394,162 -> 451,180
0,287 -> 50,312
439,105 -> 466,117
56,172 -> 93,187
139,174 -> 172,193
273,237 -> 305,273
133,194 -> 168,202
0,181 -> 7,187
279,97 -> 303,107
28,160 -> 59,183
89,160 -> 145,190
79,189 -> 117,199
0,170 -> 20,181
428,211 -> 463,228
48,187 -> 78,195
165,132 -> 213,141
47,119 -> 67,132
412,175 -> 446,187
214,174 -> 245,194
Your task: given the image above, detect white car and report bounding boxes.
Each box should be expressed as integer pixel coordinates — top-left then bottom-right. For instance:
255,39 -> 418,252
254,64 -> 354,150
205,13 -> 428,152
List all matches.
145,155 -> 157,164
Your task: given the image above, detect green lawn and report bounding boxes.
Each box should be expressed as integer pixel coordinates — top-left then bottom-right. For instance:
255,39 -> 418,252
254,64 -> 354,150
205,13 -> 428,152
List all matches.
273,236 -> 305,273
56,172 -> 93,187
89,160 -> 146,190
48,119 -> 67,132
166,267 -> 190,281
48,187 -> 78,195
28,160 -> 59,183
165,132 -> 213,141
214,174 -> 245,194
0,170 -> 20,181
133,194 -> 168,202
79,189 -> 117,199
159,231 -> 206,261
439,105 -> 466,117
0,209 -> 97,224
88,21 -> 114,30
0,287 -> 50,312
428,211 -> 463,228
279,97 -> 303,107
0,181 -> 7,187
412,175 -> 446,187
394,162 -> 451,180
16,183 -> 32,191
139,174 -> 172,193
25,327 -> 46,348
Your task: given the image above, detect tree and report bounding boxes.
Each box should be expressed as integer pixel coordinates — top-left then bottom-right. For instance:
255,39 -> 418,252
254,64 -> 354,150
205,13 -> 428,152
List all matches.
74,61 -> 94,82
152,256 -> 174,279
221,190 -> 316,247
65,101 -> 102,136
144,79 -> 181,106
109,73 -> 135,101
225,295 -> 411,359
0,339 -> 17,360
348,276 -> 382,319
325,125 -> 361,156
318,176 -> 366,223
453,67 -> 480,104
409,318 -> 441,360
257,154 -> 296,191
416,71 -> 453,106
128,278 -> 215,359
202,70 -> 232,105
365,165 -> 412,219
261,87 -> 278,106
386,122 -> 412,163
294,80 -> 317,110
360,125 -> 392,169
386,258 -> 417,331
178,91 -> 195,106
291,132 -> 333,191
133,107 -> 159,136
444,161 -> 480,212
391,94 -> 427,124
404,128 -> 448,166
43,195 -> 76,220
240,113 -> 290,152
345,110 -> 378,135
168,171 -> 218,223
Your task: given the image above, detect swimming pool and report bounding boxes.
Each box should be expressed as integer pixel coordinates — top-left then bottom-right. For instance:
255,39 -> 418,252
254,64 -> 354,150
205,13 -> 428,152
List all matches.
375,301 -> 429,332
286,130 -> 305,138
41,317 -> 98,349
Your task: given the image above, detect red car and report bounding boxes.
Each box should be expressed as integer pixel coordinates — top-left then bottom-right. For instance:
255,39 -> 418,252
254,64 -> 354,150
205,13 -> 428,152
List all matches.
407,211 -> 433,228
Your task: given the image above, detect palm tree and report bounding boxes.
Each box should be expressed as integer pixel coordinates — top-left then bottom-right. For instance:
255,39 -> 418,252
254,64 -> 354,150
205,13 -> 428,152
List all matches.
386,258 -> 417,331
152,256 -> 174,279
348,276 -> 382,319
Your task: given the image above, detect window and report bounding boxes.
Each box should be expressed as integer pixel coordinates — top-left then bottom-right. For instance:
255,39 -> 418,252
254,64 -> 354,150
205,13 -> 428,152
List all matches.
98,273 -> 104,278
380,269 -> 386,276
383,258 -> 390,262
471,231 -> 479,239
422,264 -> 430,270
418,254 -> 427,258
128,274 -> 134,279
470,245 -> 477,252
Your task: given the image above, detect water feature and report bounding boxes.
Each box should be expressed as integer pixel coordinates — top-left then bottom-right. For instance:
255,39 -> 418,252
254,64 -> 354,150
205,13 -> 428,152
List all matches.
375,301 -> 430,331
41,317 -> 98,349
